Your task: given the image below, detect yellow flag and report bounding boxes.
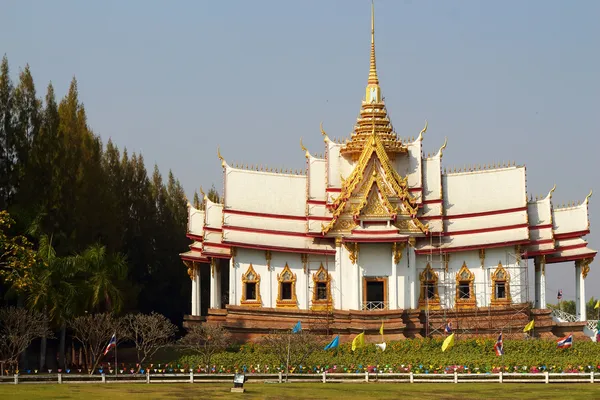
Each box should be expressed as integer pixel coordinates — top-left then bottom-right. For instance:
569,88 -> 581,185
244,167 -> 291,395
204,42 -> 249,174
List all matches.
379,321 -> 384,336
442,333 -> 455,352
352,332 -> 365,351
595,300 -> 600,310
523,320 -> 535,332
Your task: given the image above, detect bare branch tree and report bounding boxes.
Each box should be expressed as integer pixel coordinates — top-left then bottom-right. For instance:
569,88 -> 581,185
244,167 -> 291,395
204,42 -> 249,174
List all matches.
69,313 -> 124,374
0,307 -> 52,371
123,312 -> 177,369
261,331 -> 323,372
178,324 -> 231,368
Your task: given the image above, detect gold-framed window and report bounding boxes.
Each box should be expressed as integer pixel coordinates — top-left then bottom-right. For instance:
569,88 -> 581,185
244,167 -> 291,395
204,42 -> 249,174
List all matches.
419,263 -> 440,309
455,262 -> 476,309
490,262 -> 511,306
311,263 -> 332,311
276,263 -> 298,308
241,264 -> 262,307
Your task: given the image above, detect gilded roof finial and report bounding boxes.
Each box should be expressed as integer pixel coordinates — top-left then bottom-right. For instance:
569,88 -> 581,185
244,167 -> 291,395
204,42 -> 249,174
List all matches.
300,137 -> 310,158
585,189 -> 593,205
320,122 -> 330,143
217,146 -> 227,168
199,186 -> 207,201
368,0 -> 379,86
435,137 -> 447,158
417,120 -> 428,142
547,184 -> 556,199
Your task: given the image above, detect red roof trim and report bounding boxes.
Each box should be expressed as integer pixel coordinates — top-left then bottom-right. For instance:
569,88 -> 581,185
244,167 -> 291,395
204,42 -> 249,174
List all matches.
545,252 -> 597,264
556,243 -> 588,252
326,187 -> 342,193
180,255 -> 210,263
186,233 -> 203,241
202,252 -> 232,259
554,230 -> 590,240
522,249 -> 557,258
224,208 -> 306,221
415,239 -> 531,255
225,225 -> 307,237
420,206 -> 528,221
409,187 -> 422,193
201,242 -> 230,249
308,215 -> 332,221
224,241 -> 336,256
343,237 -> 409,243
307,199 -> 327,205
526,239 -> 554,246
529,224 -> 553,230
204,227 -> 222,233
445,223 -> 529,236
351,229 -> 400,235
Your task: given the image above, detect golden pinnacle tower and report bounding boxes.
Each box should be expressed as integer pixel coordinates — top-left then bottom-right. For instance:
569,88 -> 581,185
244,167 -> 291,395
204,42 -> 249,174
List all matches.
340,1 -> 406,160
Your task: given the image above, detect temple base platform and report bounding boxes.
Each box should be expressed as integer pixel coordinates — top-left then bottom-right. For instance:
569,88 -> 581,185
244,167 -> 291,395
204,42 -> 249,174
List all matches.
183,304 -> 589,343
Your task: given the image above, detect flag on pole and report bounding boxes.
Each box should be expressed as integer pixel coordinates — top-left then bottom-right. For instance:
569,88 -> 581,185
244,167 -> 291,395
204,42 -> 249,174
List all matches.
444,322 -> 452,334
594,300 -> 600,310
557,289 -> 563,300
494,332 -> 504,356
351,332 -> 365,351
103,333 -> 116,356
379,321 -> 384,336
442,333 -> 455,352
523,320 -> 534,332
292,321 -> 302,333
324,336 -> 339,350
557,334 -> 573,349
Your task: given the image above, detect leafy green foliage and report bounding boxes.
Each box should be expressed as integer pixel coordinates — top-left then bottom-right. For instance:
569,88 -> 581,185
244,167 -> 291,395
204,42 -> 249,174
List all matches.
179,338 -> 600,374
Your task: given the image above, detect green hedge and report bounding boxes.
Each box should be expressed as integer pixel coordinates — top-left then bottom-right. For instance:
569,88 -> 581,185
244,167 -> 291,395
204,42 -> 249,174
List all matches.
178,338 -> 600,374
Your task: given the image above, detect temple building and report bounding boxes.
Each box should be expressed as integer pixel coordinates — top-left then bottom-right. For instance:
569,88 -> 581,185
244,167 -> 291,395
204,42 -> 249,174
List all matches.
181,5 -> 596,340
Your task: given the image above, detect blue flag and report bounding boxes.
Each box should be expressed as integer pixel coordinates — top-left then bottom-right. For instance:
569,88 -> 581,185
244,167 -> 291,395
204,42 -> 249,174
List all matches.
292,321 -> 302,333
324,335 -> 339,350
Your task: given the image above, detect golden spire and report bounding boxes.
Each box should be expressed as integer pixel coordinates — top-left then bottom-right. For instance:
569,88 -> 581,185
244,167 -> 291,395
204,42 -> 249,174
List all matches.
368,1 -> 378,85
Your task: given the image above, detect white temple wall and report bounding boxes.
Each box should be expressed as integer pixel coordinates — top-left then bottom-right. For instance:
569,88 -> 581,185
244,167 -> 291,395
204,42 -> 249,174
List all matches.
234,248 -> 272,308
359,243 -> 392,277
396,245 -> 410,309
422,157 -> 442,200
339,244 -> 361,310
445,211 -> 527,233
326,143 -> 343,189
224,168 -> 306,216
308,157 -> 326,200
406,141 -> 423,197
188,207 -> 205,236
270,252 -> 307,309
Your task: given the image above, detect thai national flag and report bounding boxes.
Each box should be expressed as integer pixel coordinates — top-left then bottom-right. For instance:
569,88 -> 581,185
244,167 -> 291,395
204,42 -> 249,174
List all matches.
103,333 -> 117,356
557,289 -> 563,300
494,332 -> 504,356
444,322 -> 452,334
557,334 -> 573,349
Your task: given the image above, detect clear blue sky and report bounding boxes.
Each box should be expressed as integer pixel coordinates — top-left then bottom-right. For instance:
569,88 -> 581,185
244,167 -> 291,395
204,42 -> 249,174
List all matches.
2,0 -> 599,305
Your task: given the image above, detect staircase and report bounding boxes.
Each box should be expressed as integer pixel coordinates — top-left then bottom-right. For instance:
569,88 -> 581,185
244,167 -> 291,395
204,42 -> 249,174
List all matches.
550,309 -> 599,341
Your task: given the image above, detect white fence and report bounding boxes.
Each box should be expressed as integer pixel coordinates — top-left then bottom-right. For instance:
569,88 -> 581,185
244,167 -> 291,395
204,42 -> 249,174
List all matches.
1,371 -> 599,385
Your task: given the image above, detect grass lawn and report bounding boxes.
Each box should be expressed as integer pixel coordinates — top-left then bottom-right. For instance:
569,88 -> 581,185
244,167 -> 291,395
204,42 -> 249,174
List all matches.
0,383 -> 599,399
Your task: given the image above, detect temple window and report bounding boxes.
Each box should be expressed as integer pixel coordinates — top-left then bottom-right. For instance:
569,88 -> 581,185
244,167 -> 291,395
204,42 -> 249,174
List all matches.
455,262 -> 476,309
311,263 -> 333,310
491,262 -> 511,306
276,263 -> 298,308
241,264 -> 261,307
419,263 -> 440,309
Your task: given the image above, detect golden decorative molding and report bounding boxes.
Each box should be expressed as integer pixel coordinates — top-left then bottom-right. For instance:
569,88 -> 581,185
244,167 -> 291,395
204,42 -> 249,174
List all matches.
419,263 -> 440,310
408,237 -> 416,248
265,250 -> 272,270
455,262 -> 476,309
276,263 -> 298,308
241,264 -> 262,307
490,262 -> 512,306
392,242 -> 406,264
343,242 -> 359,264
578,258 -> 593,279
183,260 -> 195,281
335,237 -> 343,247
301,253 -> 308,274
311,263 -> 333,311
479,248 -> 485,268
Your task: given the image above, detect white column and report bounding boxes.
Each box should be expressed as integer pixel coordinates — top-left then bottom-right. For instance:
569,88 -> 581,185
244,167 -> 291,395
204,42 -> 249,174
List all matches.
408,245 -> 417,309
540,261 -> 546,309
195,265 -> 202,316
575,261 -> 587,322
357,248 -> 363,310
229,256 -> 236,306
534,258 -> 541,309
209,259 -> 219,309
390,245 -> 397,310
334,244 -> 343,310
191,264 -> 197,316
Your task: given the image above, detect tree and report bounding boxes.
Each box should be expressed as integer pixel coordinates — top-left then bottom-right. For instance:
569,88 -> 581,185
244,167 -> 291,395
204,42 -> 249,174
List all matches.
0,210 -> 36,292
178,324 -> 231,368
260,331 -> 323,374
70,313 -> 122,373
0,55 -> 15,209
0,306 -> 52,371
123,312 -> 177,369
207,184 -> 220,204
193,191 -> 201,209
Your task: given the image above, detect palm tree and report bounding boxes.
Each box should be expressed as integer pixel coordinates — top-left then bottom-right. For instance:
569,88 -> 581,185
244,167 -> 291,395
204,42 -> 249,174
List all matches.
27,234 -> 79,370
77,243 -> 127,313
